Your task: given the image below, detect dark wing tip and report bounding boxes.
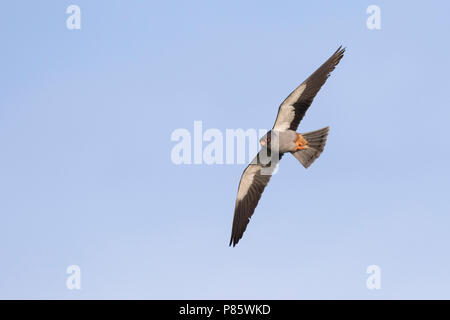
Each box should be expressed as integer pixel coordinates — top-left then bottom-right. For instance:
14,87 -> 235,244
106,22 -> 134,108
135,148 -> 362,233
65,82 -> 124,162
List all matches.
332,45 -> 345,61
333,45 -> 346,64
229,203 -> 252,247
334,45 -> 346,55
229,224 -> 243,247
320,45 -> 345,80
229,237 -> 238,247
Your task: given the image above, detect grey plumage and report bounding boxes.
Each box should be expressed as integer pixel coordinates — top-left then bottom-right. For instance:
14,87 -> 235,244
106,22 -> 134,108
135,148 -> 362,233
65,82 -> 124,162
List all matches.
229,47 -> 345,247
292,127 -> 329,168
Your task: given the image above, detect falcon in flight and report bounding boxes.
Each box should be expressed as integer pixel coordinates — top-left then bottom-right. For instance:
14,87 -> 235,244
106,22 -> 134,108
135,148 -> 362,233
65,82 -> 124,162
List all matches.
229,46 -> 345,247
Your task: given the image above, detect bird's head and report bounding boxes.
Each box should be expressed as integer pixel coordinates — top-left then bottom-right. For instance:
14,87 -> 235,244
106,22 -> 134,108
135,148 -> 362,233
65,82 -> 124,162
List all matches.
260,130 -> 277,149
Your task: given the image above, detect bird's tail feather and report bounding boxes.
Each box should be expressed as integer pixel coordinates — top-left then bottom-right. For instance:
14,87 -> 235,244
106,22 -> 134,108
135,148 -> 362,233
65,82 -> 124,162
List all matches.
292,126 -> 329,168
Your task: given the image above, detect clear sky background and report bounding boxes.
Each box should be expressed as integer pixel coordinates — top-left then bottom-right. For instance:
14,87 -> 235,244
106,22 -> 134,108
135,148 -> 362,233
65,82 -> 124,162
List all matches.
1,1 -> 450,299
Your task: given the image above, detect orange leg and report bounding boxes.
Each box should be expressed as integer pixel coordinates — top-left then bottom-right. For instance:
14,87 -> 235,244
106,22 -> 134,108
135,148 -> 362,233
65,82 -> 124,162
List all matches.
293,133 -> 309,151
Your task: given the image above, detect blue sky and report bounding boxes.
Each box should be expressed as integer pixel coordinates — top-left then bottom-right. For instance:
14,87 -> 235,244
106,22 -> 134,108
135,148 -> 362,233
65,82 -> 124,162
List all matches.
1,1 -> 450,299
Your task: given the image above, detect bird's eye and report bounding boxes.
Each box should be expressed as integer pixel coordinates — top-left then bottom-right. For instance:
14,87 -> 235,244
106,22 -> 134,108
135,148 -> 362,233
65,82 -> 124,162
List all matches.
267,137 -> 271,142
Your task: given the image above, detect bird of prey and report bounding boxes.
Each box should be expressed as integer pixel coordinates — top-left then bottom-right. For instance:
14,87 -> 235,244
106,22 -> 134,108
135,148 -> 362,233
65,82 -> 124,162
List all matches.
229,46 -> 345,247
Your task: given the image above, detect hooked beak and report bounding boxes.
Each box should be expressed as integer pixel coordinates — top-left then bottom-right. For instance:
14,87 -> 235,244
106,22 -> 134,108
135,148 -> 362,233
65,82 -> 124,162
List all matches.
260,140 -> 266,146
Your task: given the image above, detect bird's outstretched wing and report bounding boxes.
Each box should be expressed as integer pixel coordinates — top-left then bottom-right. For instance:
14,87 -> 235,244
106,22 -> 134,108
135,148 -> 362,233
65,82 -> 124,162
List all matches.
273,46 -> 345,131
229,150 -> 283,247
